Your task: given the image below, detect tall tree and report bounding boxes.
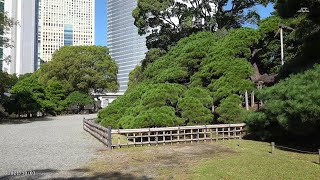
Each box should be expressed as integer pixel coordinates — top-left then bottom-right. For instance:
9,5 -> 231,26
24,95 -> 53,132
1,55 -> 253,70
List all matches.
133,0 -> 270,50
39,46 -> 118,93
273,0 -> 320,77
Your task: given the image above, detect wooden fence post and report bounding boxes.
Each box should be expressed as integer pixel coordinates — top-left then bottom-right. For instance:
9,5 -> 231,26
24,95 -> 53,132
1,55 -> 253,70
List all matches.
83,118 -> 85,130
197,129 -> 200,143
117,129 -> 121,148
215,128 -> 218,141
204,125 -> 207,142
107,126 -> 112,150
156,131 -> 158,146
148,128 -> 151,146
222,128 -> 225,142
126,133 -> 129,147
163,131 -> 165,145
170,130 -> 173,145
177,126 -> 180,144
271,142 -> 275,154
191,129 -> 193,143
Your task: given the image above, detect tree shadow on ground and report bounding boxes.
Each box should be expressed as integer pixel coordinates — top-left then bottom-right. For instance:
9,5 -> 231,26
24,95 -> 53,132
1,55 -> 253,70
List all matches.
0,168 -> 151,180
243,133 -> 320,154
0,117 -> 54,125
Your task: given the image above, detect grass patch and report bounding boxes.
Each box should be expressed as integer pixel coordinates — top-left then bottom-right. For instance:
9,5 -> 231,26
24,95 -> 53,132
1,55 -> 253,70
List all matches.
192,140 -> 320,179
85,140 -> 320,179
111,134 -> 129,145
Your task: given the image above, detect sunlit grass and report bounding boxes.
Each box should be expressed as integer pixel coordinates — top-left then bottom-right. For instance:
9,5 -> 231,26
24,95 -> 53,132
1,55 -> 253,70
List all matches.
192,140 -> 320,180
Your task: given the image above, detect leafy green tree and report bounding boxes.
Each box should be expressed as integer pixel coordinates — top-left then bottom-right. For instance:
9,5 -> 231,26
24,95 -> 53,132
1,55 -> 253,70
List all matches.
144,31 -> 218,84
99,29 -> 259,128
267,0 -> 320,78
133,0 -> 270,50
275,0 -> 320,20
64,91 -> 94,107
45,80 -> 68,114
119,106 -> 184,128
0,71 -> 18,98
246,64 -> 320,139
6,74 -> 45,117
128,65 -> 144,89
98,83 -> 151,128
141,48 -> 167,70
141,83 -> 185,109
216,94 -> 247,123
40,46 -> 118,93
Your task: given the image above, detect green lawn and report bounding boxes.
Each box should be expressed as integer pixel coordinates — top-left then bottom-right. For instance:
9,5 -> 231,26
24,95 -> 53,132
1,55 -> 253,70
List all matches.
192,140 -> 320,180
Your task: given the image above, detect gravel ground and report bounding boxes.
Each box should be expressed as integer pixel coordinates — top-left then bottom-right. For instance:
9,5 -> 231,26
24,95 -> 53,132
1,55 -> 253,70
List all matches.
0,114 -> 105,179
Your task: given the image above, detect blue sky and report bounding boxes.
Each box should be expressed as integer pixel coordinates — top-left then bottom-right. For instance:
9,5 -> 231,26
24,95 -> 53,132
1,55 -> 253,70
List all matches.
94,1 -> 274,46
95,0 -> 107,46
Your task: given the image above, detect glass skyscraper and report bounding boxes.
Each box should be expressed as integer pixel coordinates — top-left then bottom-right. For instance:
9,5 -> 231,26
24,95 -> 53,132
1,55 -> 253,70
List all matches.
107,0 -> 147,92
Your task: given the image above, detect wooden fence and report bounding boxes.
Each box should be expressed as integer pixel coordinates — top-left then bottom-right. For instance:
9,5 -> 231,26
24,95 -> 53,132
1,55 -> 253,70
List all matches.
83,118 -> 246,149
83,118 -> 112,147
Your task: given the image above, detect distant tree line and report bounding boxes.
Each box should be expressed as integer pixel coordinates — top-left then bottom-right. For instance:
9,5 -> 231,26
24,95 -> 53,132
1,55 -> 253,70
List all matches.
0,46 -> 118,118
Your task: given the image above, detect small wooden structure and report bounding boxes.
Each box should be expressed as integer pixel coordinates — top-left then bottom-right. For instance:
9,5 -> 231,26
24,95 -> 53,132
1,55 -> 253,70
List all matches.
83,118 -> 246,149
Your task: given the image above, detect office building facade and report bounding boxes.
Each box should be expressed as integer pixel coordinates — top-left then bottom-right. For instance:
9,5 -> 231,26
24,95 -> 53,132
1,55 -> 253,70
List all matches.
107,0 -> 148,92
38,0 -> 95,64
2,0 -> 38,75
0,0 -> 4,71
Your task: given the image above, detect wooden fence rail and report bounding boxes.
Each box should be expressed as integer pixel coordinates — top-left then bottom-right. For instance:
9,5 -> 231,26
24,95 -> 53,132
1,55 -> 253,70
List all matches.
83,118 -> 246,149
83,118 -> 112,148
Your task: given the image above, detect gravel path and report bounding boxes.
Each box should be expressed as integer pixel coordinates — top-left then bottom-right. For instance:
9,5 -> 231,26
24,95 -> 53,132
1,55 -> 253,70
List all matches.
0,114 -> 105,179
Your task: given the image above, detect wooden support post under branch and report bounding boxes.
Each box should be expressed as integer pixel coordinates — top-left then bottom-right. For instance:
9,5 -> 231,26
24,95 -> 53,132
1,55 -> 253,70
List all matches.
245,90 -> 249,110
271,142 -> 275,154
251,91 -> 255,108
318,149 -> 320,165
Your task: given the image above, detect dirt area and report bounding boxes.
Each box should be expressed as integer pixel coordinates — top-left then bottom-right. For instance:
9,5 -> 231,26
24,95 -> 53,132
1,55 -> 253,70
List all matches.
84,142 -> 235,179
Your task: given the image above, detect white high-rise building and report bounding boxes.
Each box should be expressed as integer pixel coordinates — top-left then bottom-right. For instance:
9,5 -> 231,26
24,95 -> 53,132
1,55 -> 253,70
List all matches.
2,0 -> 38,75
38,0 -> 95,64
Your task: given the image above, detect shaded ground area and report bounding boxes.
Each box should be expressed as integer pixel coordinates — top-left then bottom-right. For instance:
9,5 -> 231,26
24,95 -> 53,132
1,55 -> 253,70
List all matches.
0,114 -> 106,179
83,140 -> 319,179
85,143 -> 234,179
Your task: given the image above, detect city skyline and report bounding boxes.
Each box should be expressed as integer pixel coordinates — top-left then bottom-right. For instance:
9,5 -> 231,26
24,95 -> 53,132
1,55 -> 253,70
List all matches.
1,0 -> 96,74
38,0 -> 95,64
